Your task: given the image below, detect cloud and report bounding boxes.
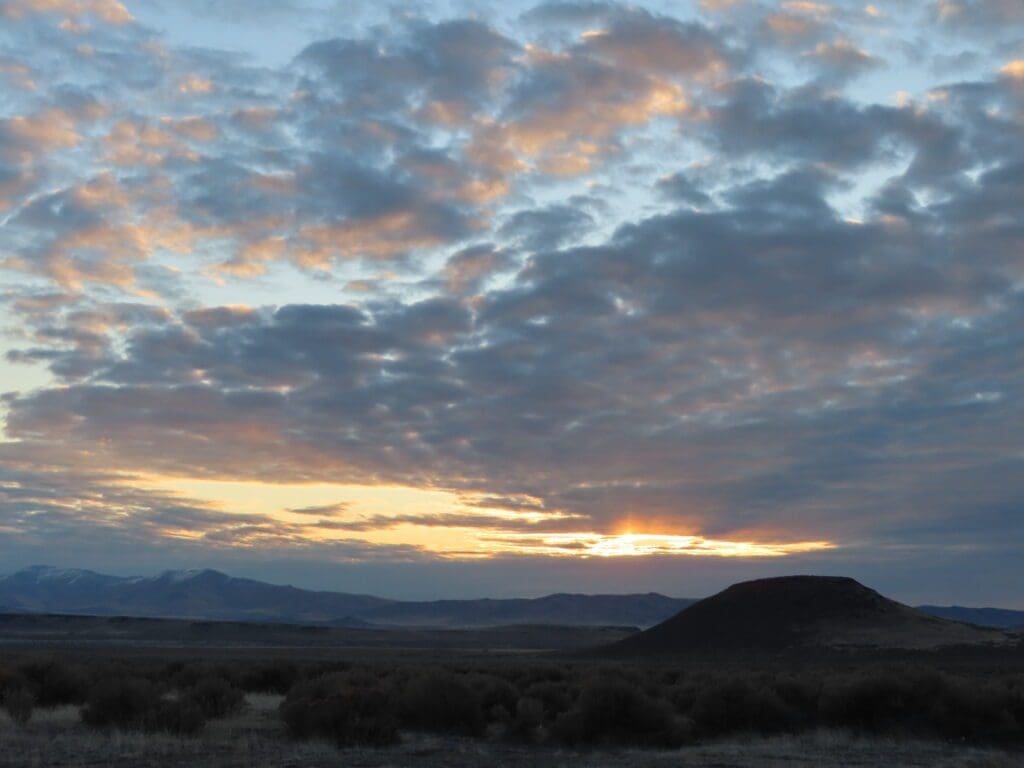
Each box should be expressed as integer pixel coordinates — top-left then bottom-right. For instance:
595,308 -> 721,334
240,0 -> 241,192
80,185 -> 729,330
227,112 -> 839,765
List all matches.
0,108 -> 81,164
703,78 -> 972,185
655,171 -> 712,206
0,4 -> 733,284
1,0 -> 1023,599
999,59 -> 1024,82
1,176 -> 153,288
438,244 -> 513,295
499,203 -> 595,251
761,6 -> 830,43
0,450 -> 433,569
933,0 -> 1024,28
577,8 -> 733,78
804,38 -> 882,84
471,39 -> 697,177
520,2 -> 618,24
5,137 -> 1023,557
287,502 -> 351,517
152,0 -> 314,21
1,0 -> 133,25
297,19 -> 519,124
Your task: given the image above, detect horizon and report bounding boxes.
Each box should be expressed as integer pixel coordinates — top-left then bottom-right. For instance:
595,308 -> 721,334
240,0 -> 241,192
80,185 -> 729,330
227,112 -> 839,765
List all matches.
1,1 -> 1023,608
5,562 -> 1022,611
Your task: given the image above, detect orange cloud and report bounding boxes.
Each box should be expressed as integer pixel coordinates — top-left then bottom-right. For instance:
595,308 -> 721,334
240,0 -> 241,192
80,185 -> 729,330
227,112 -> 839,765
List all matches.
297,211 -> 455,266
2,108 -> 80,164
103,118 -> 215,167
217,237 -> 289,278
167,116 -> 219,143
3,173 -> 234,289
58,15 -> 89,32
232,106 -> 277,129
764,13 -> 820,39
402,151 -> 511,204
700,0 -> 746,8
179,74 -> 215,94
0,59 -> 36,90
764,2 -> 832,41
1000,59 -> 1024,82
3,0 -> 132,25
581,24 -> 730,81
469,73 -> 689,179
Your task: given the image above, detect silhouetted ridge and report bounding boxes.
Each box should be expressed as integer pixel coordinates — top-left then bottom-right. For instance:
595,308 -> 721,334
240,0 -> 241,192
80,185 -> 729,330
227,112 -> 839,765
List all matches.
917,604 -> 1024,630
0,566 -> 692,628
610,575 -> 1009,654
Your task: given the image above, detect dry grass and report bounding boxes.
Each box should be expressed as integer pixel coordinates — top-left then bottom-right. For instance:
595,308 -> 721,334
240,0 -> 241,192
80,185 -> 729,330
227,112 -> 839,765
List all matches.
0,698 -> 1019,767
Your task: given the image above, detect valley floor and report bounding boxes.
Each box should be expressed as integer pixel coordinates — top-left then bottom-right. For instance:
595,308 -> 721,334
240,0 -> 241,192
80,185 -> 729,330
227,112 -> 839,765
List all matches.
0,698 -> 1017,768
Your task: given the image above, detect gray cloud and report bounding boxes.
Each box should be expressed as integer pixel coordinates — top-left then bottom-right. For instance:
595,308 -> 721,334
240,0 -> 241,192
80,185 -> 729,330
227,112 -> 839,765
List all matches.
297,19 -> 519,118
499,203 -> 595,251
931,0 -> 1024,29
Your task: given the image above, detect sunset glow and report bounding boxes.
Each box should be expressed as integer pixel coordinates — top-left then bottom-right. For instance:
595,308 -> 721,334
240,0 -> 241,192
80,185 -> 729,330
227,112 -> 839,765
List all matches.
123,476 -> 833,559
480,533 -> 836,559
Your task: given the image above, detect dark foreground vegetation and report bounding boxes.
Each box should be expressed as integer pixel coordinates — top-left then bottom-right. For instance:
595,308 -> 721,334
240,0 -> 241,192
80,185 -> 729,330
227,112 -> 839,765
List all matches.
2,650 -> 1023,753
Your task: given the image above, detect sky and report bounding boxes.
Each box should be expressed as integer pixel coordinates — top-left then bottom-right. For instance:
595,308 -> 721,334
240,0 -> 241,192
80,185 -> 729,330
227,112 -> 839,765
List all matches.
0,0 -> 1022,606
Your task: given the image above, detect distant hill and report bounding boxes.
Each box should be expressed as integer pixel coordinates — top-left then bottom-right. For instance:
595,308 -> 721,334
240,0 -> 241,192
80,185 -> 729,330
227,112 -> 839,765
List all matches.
609,575 -> 1015,655
0,566 -> 693,628
916,605 -> 1024,630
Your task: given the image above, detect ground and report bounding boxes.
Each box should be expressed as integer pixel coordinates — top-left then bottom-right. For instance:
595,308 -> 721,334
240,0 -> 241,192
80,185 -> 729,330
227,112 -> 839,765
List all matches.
0,696 -> 1018,768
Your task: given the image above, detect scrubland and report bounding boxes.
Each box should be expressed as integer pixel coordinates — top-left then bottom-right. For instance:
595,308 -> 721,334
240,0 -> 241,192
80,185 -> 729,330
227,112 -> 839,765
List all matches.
0,652 -> 1022,766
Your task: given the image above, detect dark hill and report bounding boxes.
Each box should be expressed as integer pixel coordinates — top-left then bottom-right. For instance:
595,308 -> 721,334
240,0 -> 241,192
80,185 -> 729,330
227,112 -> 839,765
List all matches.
609,575 -> 1014,655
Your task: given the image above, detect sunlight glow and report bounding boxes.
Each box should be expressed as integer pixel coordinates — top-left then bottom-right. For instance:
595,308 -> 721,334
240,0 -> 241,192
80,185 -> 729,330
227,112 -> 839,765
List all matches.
481,532 -> 836,558
124,475 -> 836,560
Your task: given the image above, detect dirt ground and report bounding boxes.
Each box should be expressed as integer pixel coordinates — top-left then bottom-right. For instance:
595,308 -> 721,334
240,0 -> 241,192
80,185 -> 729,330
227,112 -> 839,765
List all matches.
0,695 -> 1018,768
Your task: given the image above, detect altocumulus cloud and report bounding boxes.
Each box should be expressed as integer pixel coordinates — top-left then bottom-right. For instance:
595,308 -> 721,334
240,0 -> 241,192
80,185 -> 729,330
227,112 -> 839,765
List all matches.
0,0 -> 1022,603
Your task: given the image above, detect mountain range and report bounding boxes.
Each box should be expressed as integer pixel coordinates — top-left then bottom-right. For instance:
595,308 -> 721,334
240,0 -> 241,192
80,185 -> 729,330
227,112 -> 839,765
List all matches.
1,566 -> 1021,632
915,605 -> 1024,631
0,566 -> 693,628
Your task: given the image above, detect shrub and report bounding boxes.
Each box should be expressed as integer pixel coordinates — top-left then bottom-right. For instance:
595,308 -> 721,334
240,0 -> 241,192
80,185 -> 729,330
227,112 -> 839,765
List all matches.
690,678 -> 795,737
468,673 -> 519,719
770,675 -> 820,726
280,674 -> 398,747
524,680 -> 573,719
240,660 -> 299,694
819,672 -> 915,733
144,699 -> 207,736
18,660 -> 90,707
552,679 -> 687,748
505,695 -> 545,742
166,663 -> 235,691
0,666 -> 28,698
184,677 -> 244,719
516,696 -> 545,728
666,681 -> 699,713
81,676 -> 208,735
820,670 -> 1024,743
400,670 -> 485,736
3,689 -> 34,727
81,677 -> 159,730
921,678 -> 1019,743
